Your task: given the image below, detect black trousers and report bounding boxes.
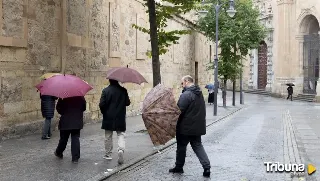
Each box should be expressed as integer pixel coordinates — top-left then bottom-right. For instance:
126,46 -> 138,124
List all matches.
56,129 -> 81,161
208,93 -> 214,103
287,94 -> 292,101
175,134 -> 211,169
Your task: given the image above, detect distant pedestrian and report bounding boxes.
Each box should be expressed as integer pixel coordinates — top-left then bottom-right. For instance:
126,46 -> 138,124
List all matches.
208,88 -> 214,105
169,75 -> 211,178
40,93 -> 57,140
54,96 -> 86,163
99,79 -> 130,165
287,85 -> 293,101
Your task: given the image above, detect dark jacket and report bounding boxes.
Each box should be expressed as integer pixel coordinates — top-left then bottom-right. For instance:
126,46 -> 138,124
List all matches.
40,94 -> 57,119
99,83 -> 130,131
177,85 -> 206,136
56,96 -> 86,130
287,86 -> 293,94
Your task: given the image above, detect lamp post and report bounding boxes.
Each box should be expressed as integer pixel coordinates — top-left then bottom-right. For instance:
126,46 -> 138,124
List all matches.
199,0 -> 236,116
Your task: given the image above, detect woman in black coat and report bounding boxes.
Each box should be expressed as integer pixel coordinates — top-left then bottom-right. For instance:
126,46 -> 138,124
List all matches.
40,94 -> 57,139
54,96 -> 86,163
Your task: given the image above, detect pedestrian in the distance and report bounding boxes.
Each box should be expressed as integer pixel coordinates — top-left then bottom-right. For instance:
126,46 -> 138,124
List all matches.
169,75 -> 211,178
40,93 -> 57,140
99,79 -> 130,165
207,88 -> 214,105
287,85 -> 293,101
54,96 -> 86,163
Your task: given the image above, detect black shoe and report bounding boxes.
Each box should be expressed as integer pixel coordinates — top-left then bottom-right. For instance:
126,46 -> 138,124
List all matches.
203,168 -> 210,177
169,167 -> 184,173
54,151 -> 63,159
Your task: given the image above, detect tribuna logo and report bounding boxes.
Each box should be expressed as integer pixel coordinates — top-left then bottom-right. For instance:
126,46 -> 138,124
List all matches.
264,162 -> 305,173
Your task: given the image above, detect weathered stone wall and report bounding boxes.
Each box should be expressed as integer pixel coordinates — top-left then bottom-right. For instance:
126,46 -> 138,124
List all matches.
0,0 -> 213,139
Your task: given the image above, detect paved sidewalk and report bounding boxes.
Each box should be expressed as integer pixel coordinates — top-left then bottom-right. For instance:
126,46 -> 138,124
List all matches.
105,95 -> 286,181
0,95 -> 241,181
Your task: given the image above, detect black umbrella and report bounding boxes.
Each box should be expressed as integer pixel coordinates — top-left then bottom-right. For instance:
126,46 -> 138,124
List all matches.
286,83 -> 295,86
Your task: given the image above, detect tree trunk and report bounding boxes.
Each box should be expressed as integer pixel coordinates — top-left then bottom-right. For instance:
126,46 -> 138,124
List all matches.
147,0 -> 161,87
223,79 -> 227,108
232,81 -> 235,106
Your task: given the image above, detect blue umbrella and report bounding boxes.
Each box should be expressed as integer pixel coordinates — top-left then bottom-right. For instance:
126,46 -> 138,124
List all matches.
205,83 -> 214,89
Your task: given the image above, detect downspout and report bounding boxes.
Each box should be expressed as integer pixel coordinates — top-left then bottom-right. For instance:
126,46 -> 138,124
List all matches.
60,0 -> 66,74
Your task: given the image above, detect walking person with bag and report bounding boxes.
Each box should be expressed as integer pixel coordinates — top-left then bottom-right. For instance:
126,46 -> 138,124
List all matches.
99,79 -> 131,165
40,93 -> 57,140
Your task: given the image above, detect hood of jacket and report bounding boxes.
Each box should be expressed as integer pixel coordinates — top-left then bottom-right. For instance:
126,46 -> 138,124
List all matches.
185,85 -> 202,96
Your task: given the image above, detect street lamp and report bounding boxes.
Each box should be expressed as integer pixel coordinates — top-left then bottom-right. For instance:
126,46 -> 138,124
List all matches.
199,0 -> 236,116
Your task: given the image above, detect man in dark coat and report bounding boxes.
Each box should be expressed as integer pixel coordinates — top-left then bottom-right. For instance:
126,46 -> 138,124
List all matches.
40,94 -> 57,140
169,75 -> 211,178
54,96 -> 86,163
287,86 -> 293,101
99,79 -> 130,164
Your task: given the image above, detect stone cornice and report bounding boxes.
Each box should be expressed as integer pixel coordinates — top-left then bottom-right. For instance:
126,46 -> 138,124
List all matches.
277,0 -> 294,5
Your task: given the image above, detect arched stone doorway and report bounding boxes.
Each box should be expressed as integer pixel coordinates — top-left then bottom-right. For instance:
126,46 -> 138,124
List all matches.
258,41 -> 268,89
300,15 -> 320,94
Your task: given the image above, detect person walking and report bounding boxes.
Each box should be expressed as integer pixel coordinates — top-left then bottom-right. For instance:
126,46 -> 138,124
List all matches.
99,79 -> 131,165
169,75 -> 211,178
40,93 -> 57,140
287,85 -> 293,101
207,88 -> 214,105
54,96 -> 86,163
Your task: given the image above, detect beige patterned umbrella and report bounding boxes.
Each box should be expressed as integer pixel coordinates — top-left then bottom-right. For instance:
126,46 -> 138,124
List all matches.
142,84 -> 181,146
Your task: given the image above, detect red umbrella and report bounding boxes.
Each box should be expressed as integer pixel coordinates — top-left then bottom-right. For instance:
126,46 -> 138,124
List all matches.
35,74 -> 93,98
106,66 -> 148,85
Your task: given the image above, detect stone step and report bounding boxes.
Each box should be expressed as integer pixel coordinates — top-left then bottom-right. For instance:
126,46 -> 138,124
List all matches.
296,94 -> 316,98
244,89 -> 271,95
293,94 -> 316,102
292,98 -> 315,102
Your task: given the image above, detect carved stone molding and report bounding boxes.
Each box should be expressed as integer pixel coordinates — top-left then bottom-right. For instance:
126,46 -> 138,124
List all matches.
65,0 -> 93,48
109,1 -> 121,58
277,0 -> 294,5
136,13 -> 148,60
0,0 -> 28,47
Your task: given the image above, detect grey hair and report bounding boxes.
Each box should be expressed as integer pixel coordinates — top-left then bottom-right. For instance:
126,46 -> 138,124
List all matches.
182,75 -> 194,83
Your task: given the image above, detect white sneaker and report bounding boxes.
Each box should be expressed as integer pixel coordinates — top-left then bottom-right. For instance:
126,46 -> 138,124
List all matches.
103,155 -> 112,160
118,150 -> 124,165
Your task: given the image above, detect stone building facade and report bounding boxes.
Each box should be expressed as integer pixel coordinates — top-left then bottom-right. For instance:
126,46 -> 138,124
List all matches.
243,0 -> 320,97
0,0 -> 213,139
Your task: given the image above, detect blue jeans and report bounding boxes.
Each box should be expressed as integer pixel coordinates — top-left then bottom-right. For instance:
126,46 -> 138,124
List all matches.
42,118 -> 52,137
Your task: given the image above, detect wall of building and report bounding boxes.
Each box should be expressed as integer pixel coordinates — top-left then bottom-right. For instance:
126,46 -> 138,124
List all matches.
0,0 -> 213,139
242,0 -> 320,97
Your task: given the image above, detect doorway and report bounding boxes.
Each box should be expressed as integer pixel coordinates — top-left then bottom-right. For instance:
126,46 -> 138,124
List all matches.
257,41 -> 268,89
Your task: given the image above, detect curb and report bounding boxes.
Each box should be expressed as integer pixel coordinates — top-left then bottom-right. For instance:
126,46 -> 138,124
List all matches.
89,106 -> 244,181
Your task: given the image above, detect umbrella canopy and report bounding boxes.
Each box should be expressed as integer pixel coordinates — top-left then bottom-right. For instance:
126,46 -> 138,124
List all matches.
106,66 -> 148,85
35,74 -> 93,98
286,83 -> 295,86
142,84 -> 181,146
205,83 -> 214,89
40,73 -> 62,80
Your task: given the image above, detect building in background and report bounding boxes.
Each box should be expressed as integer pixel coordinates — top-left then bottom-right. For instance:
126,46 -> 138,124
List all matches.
0,0 -> 213,139
243,0 -> 320,99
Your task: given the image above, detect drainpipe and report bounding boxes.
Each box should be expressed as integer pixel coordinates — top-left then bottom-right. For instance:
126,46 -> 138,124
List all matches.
60,0 -> 66,74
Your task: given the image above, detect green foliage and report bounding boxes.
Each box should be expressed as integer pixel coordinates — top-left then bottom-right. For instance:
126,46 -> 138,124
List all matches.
198,0 -> 267,81
132,0 -> 202,57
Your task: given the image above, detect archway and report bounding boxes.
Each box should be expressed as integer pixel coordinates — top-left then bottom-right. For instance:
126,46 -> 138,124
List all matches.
300,15 -> 320,94
257,41 -> 268,89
